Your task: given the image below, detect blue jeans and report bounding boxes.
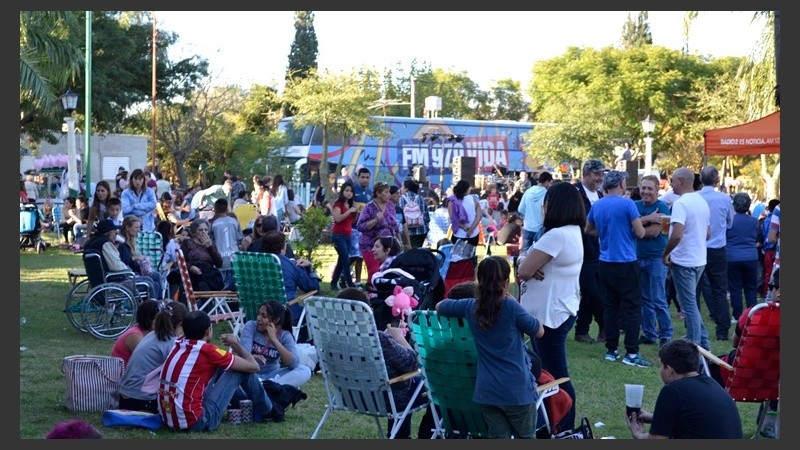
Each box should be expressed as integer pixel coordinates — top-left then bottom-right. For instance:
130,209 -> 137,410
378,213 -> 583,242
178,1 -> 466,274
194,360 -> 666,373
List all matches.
532,314 -> 577,431
480,403 -> 538,439
638,257 -> 673,341
330,232 -> 353,286
190,369 -> 273,432
727,259 -> 759,320
670,264 -> 710,350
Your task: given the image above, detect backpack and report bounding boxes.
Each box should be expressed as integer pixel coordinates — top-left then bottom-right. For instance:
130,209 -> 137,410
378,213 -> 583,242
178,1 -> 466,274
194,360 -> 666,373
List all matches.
402,193 -> 424,228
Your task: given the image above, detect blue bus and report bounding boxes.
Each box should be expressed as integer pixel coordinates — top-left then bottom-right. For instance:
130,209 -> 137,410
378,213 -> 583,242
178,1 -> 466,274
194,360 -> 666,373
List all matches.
278,115 -> 545,191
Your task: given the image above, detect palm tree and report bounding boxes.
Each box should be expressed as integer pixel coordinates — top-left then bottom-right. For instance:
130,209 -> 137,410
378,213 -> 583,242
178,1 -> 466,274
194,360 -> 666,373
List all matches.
20,11 -> 83,127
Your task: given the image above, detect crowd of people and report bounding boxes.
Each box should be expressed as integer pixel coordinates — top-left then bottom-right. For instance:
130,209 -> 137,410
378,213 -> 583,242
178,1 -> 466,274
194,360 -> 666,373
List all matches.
42,159 -> 779,438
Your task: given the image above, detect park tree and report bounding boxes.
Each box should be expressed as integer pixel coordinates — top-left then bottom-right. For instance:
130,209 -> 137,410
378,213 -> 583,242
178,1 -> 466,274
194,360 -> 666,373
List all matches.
282,70 -> 384,202
127,81 -> 288,187
284,11 -> 319,117
684,11 -> 779,199
489,79 -> 530,121
527,45 -> 728,173
151,83 -> 241,188
20,11 -> 83,143
87,12 -> 208,133
238,84 -> 283,134
20,11 -> 209,142
286,11 -> 319,81
620,11 -> 653,49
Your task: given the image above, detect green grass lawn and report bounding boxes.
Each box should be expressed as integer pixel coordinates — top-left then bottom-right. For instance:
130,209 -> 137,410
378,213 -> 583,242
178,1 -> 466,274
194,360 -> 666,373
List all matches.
19,233 -> 759,439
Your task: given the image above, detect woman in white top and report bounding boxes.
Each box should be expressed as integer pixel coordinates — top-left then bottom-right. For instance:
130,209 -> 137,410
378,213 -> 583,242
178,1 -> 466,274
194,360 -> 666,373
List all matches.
271,174 -> 288,220
516,181 -> 586,431
285,189 -> 303,224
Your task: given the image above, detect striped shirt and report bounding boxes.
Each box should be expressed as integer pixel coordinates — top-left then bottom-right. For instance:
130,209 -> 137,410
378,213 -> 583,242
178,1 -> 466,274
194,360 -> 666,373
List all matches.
158,338 -> 234,430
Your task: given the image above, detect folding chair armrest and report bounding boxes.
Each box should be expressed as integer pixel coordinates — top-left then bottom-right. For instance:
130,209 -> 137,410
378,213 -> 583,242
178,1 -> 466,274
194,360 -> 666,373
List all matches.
389,369 -> 422,385
288,290 -> 318,306
537,377 -> 570,394
194,291 -> 239,300
696,345 -> 734,371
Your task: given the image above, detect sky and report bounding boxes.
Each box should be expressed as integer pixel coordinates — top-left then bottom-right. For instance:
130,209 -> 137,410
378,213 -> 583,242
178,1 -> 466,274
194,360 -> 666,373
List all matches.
155,11 -> 766,94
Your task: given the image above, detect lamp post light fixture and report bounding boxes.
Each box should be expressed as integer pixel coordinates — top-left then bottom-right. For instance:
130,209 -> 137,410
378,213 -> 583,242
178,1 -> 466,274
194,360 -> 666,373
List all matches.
641,114 -> 656,176
60,88 -> 80,197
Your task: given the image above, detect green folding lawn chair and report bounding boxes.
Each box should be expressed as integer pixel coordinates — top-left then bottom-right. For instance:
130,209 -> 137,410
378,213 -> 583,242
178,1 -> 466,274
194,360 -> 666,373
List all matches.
409,310 -> 568,438
409,310 -> 488,438
137,231 -> 167,299
231,251 -> 317,340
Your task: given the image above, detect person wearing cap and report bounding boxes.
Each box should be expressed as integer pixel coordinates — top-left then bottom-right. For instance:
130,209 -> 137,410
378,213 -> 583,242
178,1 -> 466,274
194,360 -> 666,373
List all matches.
585,170 -> 647,367
661,167 -> 712,351
82,219 -> 156,300
572,159 -> 607,344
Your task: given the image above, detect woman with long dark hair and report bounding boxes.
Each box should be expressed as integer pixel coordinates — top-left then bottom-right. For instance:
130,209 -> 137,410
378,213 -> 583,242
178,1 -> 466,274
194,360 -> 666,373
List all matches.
121,168 -> 158,232
85,180 -> 113,237
372,236 -> 402,273
271,174 -> 288,221
437,256 -> 544,438
239,301 -> 312,388
516,181 -> 586,431
118,301 -> 187,413
329,181 -> 358,290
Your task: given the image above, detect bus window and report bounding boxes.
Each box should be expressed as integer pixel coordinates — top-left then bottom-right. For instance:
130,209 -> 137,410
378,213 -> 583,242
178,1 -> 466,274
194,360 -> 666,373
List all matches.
302,125 -> 314,146
310,126 -> 344,147
278,119 -> 314,146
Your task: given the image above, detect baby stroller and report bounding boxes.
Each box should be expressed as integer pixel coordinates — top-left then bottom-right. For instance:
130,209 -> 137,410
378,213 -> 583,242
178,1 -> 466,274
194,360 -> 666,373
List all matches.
20,203 -> 47,253
370,248 -> 445,330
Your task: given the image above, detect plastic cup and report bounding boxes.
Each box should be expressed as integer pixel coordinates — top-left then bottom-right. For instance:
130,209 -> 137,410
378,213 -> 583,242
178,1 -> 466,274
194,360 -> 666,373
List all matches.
660,215 -> 671,235
625,384 -> 644,418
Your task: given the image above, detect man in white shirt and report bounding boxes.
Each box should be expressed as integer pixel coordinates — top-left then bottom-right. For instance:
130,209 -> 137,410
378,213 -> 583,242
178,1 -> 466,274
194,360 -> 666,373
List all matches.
155,172 -> 171,199
661,167 -> 711,350
517,171 -> 553,252
696,166 -> 735,341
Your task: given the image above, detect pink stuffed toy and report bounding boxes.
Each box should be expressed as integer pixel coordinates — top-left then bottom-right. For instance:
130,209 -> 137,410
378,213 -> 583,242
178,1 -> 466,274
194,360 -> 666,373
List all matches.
384,285 -> 419,335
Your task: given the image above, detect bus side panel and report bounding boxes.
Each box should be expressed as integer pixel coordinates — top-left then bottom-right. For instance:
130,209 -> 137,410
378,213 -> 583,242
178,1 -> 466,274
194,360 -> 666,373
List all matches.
306,118 -> 535,189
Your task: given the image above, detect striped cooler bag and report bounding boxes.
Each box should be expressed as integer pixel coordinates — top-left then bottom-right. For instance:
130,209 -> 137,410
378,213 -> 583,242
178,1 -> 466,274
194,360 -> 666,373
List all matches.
62,355 -> 124,412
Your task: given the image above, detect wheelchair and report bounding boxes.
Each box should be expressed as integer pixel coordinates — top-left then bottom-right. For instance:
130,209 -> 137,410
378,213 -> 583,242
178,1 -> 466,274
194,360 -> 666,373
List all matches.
64,251 -> 150,340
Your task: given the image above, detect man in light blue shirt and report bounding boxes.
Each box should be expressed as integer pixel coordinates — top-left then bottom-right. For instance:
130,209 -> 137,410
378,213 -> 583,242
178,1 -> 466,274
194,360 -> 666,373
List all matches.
517,172 -> 553,252
696,166 -> 734,341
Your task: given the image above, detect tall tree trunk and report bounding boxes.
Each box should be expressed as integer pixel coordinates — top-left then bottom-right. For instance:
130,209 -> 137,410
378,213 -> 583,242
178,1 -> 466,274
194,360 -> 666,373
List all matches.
774,10 -> 780,107
760,154 -> 780,200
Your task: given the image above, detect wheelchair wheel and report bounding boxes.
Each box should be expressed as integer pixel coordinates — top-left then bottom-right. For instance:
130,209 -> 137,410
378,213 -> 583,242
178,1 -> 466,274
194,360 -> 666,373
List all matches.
81,284 -> 138,340
64,279 -> 91,332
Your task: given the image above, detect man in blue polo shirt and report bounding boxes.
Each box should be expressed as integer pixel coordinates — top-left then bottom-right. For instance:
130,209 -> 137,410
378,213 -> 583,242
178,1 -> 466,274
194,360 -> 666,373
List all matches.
585,170 -> 647,367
